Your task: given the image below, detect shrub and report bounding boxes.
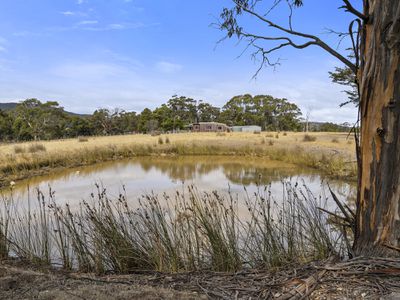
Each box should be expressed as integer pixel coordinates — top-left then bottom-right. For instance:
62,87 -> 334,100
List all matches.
158,137 -> 164,145
331,138 -> 339,143
78,136 -> 89,142
303,134 -> 317,142
28,143 -> 46,153
165,137 -> 170,144
151,131 -> 161,136
283,132 -> 287,136
253,131 -> 261,135
275,134 -> 279,139
268,140 -> 274,146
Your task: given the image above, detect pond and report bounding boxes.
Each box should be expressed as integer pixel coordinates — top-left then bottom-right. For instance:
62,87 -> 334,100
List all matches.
2,156 -> 356,210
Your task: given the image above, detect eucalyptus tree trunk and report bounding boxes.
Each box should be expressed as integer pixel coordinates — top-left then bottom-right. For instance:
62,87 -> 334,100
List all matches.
354,0 -> 400,256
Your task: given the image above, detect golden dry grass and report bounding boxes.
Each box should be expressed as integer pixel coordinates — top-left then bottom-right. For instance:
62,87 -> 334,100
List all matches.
0,132 -> 355,157
0,132 -> 356,187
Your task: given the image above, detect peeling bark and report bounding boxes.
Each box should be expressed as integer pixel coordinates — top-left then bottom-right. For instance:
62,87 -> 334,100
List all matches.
355,0 -> 400,256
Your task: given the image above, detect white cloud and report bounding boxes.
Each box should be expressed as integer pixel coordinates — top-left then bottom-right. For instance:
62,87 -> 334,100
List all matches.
60,10 -> 88,17
61,11 -> 75,16
101,49 -> 144,69
51,62 -> 130,80
77,20 -> 99,26
71,22 -> 149,31
0,37 -> 7,53
108,23 -> 125,30
156,61 -> 183,74
77,0 -> 85,4
0,50 -> 357,123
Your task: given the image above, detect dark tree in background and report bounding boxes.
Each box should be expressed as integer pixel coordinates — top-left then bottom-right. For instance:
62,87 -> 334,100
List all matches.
218,0 -> 400,256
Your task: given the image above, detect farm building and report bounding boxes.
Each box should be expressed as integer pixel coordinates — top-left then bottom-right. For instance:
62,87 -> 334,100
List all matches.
189,122 -> 229,132
232,125 -> 262,133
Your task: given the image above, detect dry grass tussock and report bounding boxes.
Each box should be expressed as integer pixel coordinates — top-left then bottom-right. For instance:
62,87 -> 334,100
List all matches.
303,134 -> 317,142
0,132 -> 356,187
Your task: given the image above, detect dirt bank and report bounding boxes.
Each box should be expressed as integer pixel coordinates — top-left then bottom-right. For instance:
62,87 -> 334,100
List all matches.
1,258 -> 400,299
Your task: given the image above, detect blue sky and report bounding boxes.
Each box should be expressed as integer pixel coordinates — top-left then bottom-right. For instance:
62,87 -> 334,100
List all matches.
0,0 -> 361,123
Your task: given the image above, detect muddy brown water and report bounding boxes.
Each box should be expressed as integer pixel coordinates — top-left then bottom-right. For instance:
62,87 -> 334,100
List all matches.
1,156 -> 355,211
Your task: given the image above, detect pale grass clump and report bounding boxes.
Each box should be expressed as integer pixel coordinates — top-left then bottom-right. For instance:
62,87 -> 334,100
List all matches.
28,143 -> 46,153
13,146 -> 25,154
331,138 -> 339,143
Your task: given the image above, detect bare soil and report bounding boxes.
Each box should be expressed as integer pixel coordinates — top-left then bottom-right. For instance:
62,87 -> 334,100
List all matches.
0,260 -> 205,300
1,258 -> 400,299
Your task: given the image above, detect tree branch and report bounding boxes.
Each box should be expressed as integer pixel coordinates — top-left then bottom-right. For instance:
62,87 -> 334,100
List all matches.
237,2 -> 357,73
341,0 -> 368,21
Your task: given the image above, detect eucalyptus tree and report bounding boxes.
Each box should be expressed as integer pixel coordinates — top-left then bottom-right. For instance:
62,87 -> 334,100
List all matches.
0,110 -> 13,141
220,94 -> 301,130
13,99 -> 66,140
197,102 -> 221,122
218,0 -> 400,256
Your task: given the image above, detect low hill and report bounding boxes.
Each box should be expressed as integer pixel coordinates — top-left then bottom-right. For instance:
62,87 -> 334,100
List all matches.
0,102 -> 89,117
0,102 -> 18,111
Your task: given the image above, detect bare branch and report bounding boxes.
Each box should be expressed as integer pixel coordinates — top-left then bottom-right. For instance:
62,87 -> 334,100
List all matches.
233,1 -> 357,73
341,0 -> 368,21
285,0 -> 294,31
348,19 -> 362,69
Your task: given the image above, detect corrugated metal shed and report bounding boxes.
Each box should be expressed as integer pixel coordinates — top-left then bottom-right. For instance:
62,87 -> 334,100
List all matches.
232,125 -> 262,132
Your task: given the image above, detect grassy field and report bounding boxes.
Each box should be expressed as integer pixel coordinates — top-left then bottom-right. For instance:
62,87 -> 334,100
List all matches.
0,132 -> 356,187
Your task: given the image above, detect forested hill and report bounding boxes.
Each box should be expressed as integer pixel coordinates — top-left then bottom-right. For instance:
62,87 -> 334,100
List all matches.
0,102 -> 88,117
0,102 -> 17,111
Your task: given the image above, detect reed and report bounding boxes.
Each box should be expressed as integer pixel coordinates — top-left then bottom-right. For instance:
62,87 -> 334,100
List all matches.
0,183 -> 347,274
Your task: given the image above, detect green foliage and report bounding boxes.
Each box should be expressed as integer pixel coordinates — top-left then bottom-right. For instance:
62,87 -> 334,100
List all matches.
318,122 -> 351,132
219,94 -> 302,131
0,110 -> 13,141
329,66 -> 359,107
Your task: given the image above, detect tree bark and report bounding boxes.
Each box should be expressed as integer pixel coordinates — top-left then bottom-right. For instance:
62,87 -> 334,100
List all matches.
354,0 -> 400,255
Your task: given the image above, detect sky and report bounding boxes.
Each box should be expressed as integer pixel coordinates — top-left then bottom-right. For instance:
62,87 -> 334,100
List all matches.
0,0 -> 361,123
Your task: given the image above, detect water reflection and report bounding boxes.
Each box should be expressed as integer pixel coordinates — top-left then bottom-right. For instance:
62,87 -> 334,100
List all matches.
1,156 -> 356,208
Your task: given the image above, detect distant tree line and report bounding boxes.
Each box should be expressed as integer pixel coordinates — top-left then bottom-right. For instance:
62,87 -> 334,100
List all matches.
0,95 -> 343,142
